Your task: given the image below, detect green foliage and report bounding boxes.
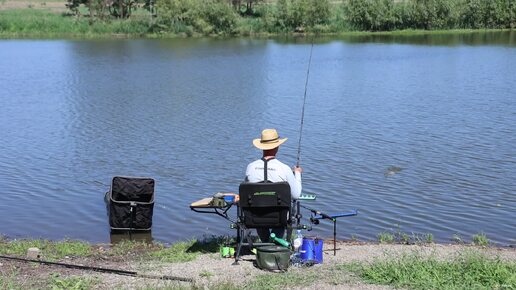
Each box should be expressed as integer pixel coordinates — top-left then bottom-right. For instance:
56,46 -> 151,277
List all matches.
399,232 -> 411,244
472,232 -> 489,246
344,0 -> 401,31
232,0 -> 264,16
0,270 -> 22,290
0,238 -> 92,260
274,0 -> 331,31
377,232 -> 395,244
48,273 -> 98,290
409,232 -> 435,244
350,251 -> 516,290
403,0 -> 458,29
2,0 -> 516,37
460,0 -> 510,29
343,0 -> 516,31
0,9 -> 154,37
247,271 -> 319,290
155,0 -> 237,34
65,0 -> 154,19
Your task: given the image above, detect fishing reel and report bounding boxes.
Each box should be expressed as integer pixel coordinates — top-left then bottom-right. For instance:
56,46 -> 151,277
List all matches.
309,216 -> 320,225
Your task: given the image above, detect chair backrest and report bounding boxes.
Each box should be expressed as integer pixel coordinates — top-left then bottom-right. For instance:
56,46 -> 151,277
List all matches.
111,176 -> 155,203
239,182 -> 291,228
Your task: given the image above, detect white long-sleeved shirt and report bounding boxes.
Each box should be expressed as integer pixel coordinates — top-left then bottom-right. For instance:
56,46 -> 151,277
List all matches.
245,158 -> 302,200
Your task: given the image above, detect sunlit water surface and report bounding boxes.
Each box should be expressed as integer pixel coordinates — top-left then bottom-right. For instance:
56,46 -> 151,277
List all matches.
0,32 -> 515,245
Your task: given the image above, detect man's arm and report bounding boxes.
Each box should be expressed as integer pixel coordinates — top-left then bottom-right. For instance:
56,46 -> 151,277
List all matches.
244,163 -> 251,182
285,166 -> 302,200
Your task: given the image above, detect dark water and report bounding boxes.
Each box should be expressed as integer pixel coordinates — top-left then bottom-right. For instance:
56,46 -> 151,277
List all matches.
1,32 -> 515,246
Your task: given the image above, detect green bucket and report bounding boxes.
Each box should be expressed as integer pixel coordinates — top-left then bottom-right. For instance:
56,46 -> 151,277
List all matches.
256,245 -> 291,271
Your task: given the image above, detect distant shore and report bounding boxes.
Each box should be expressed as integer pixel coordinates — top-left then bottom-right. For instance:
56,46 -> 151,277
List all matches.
1,236 -> 515,289
0,2 -> 514,39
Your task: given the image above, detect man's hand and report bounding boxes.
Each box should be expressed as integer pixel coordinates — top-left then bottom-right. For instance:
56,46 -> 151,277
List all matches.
293,166 -> 303,173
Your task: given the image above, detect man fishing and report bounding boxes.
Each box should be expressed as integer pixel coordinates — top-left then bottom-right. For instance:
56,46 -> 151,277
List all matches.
245,128 -> 303,242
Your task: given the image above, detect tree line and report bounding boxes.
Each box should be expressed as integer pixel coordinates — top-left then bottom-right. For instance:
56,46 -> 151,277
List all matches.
65,0 -> 516,34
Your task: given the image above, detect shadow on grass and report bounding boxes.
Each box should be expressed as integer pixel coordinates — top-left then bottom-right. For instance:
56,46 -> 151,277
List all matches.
186,235 -> 228,254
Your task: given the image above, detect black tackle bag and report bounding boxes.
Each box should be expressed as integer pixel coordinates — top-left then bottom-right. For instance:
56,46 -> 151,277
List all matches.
105,176 -> 155,230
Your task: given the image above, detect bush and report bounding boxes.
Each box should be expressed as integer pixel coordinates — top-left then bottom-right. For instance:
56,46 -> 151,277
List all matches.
156,0 -> 237,34
344,0 -> 402,31
342,0 -> 515,31
274,0 -> 331,32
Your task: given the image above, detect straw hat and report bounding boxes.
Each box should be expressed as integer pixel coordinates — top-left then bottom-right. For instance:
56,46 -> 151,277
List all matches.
253,129 -> 287,150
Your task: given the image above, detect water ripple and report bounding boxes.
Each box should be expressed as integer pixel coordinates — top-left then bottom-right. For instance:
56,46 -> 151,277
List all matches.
0,38 -> 515,245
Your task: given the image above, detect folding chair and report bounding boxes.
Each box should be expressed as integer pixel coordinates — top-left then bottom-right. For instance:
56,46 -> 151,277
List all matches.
233,181 -> 292,264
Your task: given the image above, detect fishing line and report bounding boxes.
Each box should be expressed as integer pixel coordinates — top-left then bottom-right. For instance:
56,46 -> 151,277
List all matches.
296,39 -> 315,167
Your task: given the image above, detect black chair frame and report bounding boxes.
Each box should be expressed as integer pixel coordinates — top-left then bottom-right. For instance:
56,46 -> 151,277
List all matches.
233,181 -> 293,265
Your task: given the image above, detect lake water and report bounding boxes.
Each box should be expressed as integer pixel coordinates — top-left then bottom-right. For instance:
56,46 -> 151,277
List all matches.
0,32 -> 515,246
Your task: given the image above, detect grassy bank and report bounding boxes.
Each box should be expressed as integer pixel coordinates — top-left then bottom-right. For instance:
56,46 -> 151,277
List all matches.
1,0 -> 515,39
0,9 -> 511,39
347,251 -> 516,290
0,235 -> 221,261
1,235 -> 515,289
0,9 -> 157,38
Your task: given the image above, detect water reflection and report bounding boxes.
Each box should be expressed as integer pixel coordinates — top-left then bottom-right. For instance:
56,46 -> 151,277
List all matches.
272,31 -> 516,47
335,31 -> 516,46
110,230 -> 153,244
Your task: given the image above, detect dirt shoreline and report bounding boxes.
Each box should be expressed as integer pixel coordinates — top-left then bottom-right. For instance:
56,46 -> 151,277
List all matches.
1,240 -> 515,289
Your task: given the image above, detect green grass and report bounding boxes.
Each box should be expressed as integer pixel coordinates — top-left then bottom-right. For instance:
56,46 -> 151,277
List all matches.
245,266 -> 355,290
472,233 -> 490,246
377,232 -> 395,244
48,273 -> 99,290
1,7 -> 514,39
247,271 -> 319,289
386,230 -> 437,245
150,235 -> 224,263
0,270 -> 22,290
346,251 -> 516,290
0,238 -> 92,260
0,9 -> 154,38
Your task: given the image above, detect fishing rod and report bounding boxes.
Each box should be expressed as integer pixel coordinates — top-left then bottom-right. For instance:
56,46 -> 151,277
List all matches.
296,39 -> 315,168
298,203 -> 357,256
0,255 -> 193,283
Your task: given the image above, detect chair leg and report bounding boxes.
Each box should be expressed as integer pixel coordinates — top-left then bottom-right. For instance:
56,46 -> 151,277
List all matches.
233,227 -> 244,265
286,224 -> 293,242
